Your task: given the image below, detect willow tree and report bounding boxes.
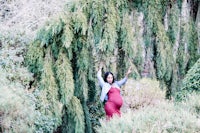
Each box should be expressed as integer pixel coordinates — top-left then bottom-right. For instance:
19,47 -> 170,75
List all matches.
131,0 -> 199,98
26,0 -> 139,132
26,0 -> 199,132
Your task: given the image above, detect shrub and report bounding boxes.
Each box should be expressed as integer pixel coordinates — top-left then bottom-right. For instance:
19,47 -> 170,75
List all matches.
178,93 -> 200,116
0,31 -> 36,133
181,58 -> 200,92
0,70 -> 36,133
122,78 -> 165,111
175,58 -> 200,101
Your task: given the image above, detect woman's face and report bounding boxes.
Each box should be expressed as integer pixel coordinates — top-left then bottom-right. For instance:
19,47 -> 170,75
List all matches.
106,74 -> 113,84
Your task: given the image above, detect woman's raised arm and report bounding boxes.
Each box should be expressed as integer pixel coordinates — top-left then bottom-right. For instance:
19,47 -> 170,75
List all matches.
97,62 -> 105,87
117,67 -> 132,86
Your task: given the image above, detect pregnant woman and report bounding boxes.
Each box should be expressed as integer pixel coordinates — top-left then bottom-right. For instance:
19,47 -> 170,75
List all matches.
97,63 -> 132,119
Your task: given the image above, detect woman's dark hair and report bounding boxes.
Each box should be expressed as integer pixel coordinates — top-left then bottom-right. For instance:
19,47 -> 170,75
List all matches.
104,72 -> 115,83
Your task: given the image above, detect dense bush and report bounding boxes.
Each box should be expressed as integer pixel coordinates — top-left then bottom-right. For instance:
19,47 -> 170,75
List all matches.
0,32 -> 36,132
175,58 -> 200,101
0,0 -> 199,132
0,81 -> 36,132
181,58 -> 200,92
122,78 -> 165,110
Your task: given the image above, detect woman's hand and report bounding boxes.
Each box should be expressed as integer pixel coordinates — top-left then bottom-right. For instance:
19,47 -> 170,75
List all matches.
99,61 -> 104,71
126,66 -> 132,77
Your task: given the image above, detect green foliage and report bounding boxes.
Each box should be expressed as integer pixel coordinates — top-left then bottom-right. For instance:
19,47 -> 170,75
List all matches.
129,0 -> 200,97
0,47 -> 36,132
156,21 -> 173,82
2,0 -> 200,133
176,24 -> 189,77
87,1 -> 104,45
167,4 -> 180,45
62,16 -> 74,49
73,44 -> 89,101
36,18 -> 65,47
140,0 -> 174,92
88,100 -> 105,131
176,39 -> 187,77
175,58 -> 200,101
177,19 -> 199,79
23,0 -> 200,132
33,88 -> 62,132
35,48 -> 62,131
181,58 -> 200,92
87,49 -> 97,102
0,32 -> 37,132
0,71 -> 36,133
177,0 -> 183,10
55,48 -> 74,105
82,101 -> 92,133
187,21 -> 200,69
25,41 -> 44,77
120,13 -> 134,58
99,1 -> 119,53
64,96 -> 85,133
118,12 -> 141,79
71,11 -> 87,35
131,13 -> 144,76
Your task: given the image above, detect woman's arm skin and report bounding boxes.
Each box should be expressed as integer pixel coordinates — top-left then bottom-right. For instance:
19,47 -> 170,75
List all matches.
125,66 -> 132,78
117,67 -> 132,86
97,62 -> 105,87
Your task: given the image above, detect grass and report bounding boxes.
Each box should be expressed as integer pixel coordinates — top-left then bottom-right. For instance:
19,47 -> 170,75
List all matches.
95,78 -> 200,133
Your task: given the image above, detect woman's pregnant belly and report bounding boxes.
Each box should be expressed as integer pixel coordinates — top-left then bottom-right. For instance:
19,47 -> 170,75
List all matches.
108,88 -> 123,108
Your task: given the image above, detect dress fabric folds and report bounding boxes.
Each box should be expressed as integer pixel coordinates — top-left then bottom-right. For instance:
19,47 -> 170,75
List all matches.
104,87 -> 123,118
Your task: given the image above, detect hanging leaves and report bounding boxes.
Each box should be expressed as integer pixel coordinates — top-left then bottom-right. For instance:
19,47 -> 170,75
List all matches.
120,13 -> 134,58
37,47 -> 62,130
25,40 -> 44,77
25,0 -> 200,132
65,96 -> 85,133
54,48 -> 75,105
99,1 -> 119,53
71,9 -> 87,35
61,15 -> 74,49
36,18 -> 65,47
74,45 -> 89,101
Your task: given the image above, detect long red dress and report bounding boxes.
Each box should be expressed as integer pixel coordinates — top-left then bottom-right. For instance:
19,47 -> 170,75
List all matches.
104,87 -> 123,119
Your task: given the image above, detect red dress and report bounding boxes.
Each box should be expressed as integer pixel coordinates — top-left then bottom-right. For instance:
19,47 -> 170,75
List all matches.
104,87 -> 123,118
